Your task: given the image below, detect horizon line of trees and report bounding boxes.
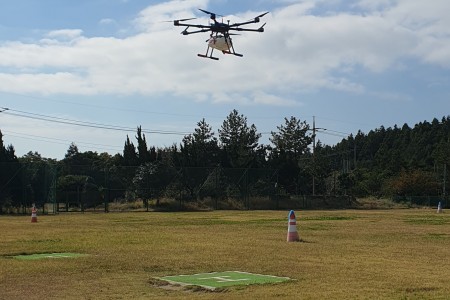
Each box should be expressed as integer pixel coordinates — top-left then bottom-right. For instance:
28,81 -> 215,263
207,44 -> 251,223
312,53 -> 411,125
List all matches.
1,110 -> 449,211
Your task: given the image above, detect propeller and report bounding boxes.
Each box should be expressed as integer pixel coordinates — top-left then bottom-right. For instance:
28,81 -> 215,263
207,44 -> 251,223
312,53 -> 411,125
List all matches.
198,9 -> 223,20
181,27 -> 189,35
176,17 -> 197,22
252,12 -> 270,23
258,23 -> 267,32
256,12 -> 270,18
172,17 -> 197,26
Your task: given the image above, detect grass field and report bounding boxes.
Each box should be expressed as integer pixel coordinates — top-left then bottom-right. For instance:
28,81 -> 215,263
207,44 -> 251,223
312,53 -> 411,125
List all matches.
1,209 -> 450,299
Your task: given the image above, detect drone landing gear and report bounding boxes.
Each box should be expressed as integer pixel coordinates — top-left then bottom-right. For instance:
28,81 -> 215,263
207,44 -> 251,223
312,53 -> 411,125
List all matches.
198,45 -> 219,60
224,38 -> 243,57
198,53 -> 219,60
197,49 -> 243,60
222,51 -> 243,57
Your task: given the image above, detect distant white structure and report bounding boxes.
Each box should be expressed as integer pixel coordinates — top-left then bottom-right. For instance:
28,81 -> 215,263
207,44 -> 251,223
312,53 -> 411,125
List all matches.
437,202 -> 443,213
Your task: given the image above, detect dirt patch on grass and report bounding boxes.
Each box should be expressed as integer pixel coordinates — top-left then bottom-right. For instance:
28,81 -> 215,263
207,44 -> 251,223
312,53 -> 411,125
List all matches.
405,286 -> 439,293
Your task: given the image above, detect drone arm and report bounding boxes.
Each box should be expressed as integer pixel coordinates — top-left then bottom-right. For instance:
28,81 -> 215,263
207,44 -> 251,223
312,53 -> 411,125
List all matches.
229,12 -> 269,28
174,21 -> 210,29
230,20 -> 259,28
181,28 -> 212,35
230,23 -> 266,33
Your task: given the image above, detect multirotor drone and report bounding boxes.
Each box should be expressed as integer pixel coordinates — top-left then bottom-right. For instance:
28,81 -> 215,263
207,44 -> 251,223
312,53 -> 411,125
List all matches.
173,9 -> 269,60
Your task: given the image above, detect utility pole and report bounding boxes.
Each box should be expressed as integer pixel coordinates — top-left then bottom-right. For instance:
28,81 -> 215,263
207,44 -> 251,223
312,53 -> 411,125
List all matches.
312,116 -> 316,196
444,163 -> 447,198
311,116 -> 327,196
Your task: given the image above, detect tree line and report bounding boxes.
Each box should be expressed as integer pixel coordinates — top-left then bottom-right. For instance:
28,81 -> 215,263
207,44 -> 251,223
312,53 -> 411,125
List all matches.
1,110 -> 449,212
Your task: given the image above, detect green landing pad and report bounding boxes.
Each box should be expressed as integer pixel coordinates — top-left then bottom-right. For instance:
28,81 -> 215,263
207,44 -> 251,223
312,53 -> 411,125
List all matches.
13,253 -> 87,260
159,271 -> 290,290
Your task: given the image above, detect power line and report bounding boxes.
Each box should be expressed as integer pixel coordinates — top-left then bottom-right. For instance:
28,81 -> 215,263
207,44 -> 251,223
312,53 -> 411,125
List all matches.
1,92 -> 212,118
316,130 -> 349,138
1,105 -> 354,158
1,92 -> 366,135
3,130 -> 123,152
1,106 -> 352,141
2,92 -> 346,124
1,107 -> 191,135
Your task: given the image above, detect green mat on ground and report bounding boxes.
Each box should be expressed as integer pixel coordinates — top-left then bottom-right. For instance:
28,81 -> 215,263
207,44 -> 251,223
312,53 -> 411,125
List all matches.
159,271 -> 290,289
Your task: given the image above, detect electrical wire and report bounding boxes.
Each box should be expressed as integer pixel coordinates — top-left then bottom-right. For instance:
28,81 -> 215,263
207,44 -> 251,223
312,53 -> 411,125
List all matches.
0,91 -> 222,119
0,106 -> 352,154
3,130 -> 123,151
1,107 -> 191,135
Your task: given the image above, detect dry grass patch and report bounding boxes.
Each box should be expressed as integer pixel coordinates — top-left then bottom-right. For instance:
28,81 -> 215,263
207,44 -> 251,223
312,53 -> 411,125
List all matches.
1,209 -> 449,299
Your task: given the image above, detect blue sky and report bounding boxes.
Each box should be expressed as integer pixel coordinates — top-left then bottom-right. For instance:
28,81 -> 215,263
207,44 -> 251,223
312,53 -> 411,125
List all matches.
1,0 -> 449,159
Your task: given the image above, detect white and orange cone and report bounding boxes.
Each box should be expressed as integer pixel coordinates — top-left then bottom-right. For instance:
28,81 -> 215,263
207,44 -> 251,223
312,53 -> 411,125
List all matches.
31,206 -> 38,223
437,202 -> 442,214
287,210 -> 300,242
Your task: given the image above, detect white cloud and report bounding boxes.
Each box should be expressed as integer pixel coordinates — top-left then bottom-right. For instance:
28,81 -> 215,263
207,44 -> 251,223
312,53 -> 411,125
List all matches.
372,91 -> 413,103
46,29 -> 83,39
251,91 -> 301,106
396,1 -> 450,67
357,0 -> 450,67
355,0 -> 395,11
134,0 -> 209,31
99,18 -> 116,26
0,0 -> 449,105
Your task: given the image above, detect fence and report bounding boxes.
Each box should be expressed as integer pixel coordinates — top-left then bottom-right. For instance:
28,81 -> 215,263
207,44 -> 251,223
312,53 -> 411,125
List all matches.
0,162 -> 361,213
392,195 -> 448,208
1,162 -> 447,214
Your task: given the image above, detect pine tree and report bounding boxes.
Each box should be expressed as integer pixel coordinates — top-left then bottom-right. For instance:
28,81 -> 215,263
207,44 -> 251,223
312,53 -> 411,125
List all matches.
136,126 -> 150,165
269,117 -> 312,194
181,118 -> 218,167
219,110 -> 261,168
123,135 -> 138,166
270,116 -> 312,161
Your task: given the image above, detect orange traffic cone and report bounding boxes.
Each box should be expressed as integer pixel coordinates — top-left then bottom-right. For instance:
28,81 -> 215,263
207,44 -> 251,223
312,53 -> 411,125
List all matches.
287,210 -> 300,242
31,206 -> 38,223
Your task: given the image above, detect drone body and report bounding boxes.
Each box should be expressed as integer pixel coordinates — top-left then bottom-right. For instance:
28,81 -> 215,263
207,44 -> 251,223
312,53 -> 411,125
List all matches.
207,35 -> 233,52
173,9 -> 269,60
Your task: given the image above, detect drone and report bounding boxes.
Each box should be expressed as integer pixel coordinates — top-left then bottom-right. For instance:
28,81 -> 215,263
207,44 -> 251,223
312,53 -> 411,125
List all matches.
173,9 -> 269,60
